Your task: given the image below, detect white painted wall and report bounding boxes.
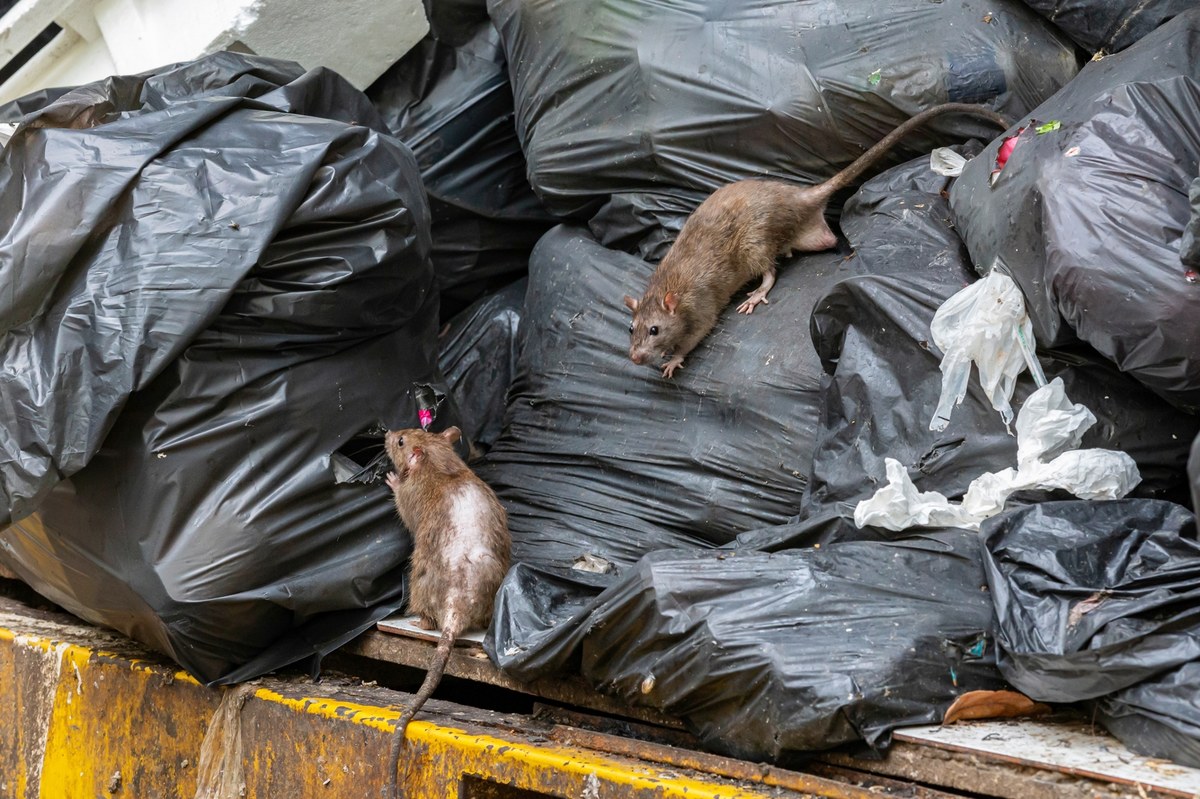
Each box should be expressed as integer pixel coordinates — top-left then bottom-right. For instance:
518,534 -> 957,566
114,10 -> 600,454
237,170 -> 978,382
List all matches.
0,0 -> 428,105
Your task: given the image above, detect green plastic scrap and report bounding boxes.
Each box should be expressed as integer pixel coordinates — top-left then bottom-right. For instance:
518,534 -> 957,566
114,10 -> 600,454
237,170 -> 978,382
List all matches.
1035,120 -> 1061,134
867,69 -> 882,86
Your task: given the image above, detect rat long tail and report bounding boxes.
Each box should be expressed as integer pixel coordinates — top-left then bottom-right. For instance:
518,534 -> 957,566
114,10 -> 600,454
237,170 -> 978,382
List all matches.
820,102 -> 1012,197
385,627 -> 456,798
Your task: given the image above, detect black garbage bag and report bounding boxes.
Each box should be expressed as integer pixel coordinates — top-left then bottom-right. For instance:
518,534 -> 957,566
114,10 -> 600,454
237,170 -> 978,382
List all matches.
1096,661 -> 1200,768
949,11 -> 1200,412
1017,0 -> 1191,54
474,223 -> 854,667
1184,176 -> 1200,271
0,52 -> 453,683
490,532 -> 1006,761
491,0 -> 1078,225
475,224 -> 843,572
982,500 -> 1200,702
478,146 -> 1011,568
368,21 -> 557,315
437,279 -> 526,454
420,0 -> 489,46
1193,433 -> 1200,510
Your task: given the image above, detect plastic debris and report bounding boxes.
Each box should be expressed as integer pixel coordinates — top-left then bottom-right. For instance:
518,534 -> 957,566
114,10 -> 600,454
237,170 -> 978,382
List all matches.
929,270 -> 1033,432
930,147 -> 969,176
860,269 -> 1143,533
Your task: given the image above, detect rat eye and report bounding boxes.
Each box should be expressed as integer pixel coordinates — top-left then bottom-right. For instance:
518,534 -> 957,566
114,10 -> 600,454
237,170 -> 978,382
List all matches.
629,322 -> 634,334
649,326 -> 659,336
396,436 -> 404,447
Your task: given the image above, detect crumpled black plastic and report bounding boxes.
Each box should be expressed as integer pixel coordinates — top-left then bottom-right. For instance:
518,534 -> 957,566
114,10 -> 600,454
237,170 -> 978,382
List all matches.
368,20 -> 556,315
472,223 -> 858,696
1017,0 -> 1191,54
0,52 -> 455,683
983,500 -> 1200,701
475,223 -> 848,572
1097,661 -> 1200,768
716,149 -> 1196,554
1193,433 -> 1200,511
438,279 -> 525,454
489,532 -> 1005,762
421,0 -> 489,46
491,0 -> 1078,235
983,499 -> 1200,766
950,11 -> 1200,411
1184,176 -> 1200,270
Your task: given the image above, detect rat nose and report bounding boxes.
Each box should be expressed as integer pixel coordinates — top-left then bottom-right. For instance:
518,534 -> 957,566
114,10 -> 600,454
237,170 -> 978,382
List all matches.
630,351 -> 645,365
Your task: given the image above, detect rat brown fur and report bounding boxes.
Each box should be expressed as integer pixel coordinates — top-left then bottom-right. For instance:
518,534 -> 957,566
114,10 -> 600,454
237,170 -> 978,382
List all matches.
624,102 -> 1011,378
382,426 -> 510,797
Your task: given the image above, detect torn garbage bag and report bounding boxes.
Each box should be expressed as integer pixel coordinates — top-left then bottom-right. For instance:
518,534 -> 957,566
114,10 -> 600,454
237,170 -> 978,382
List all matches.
949,11 -> 1200,411
1016,0 -> 1191,54
0,52 -> 452,683
982,499 -> 1200,701
368,22 -> 557,314
491,0 -> 1077,223
489,532 -> 1006,761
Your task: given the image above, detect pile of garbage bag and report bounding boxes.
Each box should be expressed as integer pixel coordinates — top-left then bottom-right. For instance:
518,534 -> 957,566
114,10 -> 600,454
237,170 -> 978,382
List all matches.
491,0 -> 1078,246
2,0 -> 1199,772
0,53 -> 457,683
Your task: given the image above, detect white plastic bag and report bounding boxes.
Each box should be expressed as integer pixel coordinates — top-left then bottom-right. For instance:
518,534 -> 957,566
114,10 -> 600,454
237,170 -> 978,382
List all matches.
929,147 -> 968,177
929,270 -> 1035,432
856,378 -> 1141,532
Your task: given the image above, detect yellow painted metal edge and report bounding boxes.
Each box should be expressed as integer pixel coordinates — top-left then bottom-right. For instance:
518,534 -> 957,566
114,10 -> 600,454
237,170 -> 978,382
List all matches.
0,607 -> 830,799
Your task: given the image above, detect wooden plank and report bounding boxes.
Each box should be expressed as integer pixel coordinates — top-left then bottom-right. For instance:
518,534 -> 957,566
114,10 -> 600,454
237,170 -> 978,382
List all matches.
377,613 -> 485,644
894,719 -> 1200,798
370,620 -> 1200,799
352,626 -> 686,729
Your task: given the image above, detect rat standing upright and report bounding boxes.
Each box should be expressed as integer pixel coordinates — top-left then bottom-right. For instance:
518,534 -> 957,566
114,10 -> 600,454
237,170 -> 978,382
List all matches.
381,426 -> 511,797
625,102 -> 1011,378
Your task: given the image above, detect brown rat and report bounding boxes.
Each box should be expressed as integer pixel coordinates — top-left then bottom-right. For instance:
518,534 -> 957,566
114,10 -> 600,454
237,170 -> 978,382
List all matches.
382,426 -> 511,797
624,102 -> 1011,378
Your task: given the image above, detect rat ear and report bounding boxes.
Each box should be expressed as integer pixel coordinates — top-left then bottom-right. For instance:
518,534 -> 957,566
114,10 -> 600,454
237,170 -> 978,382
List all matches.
440,426 -> 462,444
662,291 -> 679,316
623,295 -> 639,312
